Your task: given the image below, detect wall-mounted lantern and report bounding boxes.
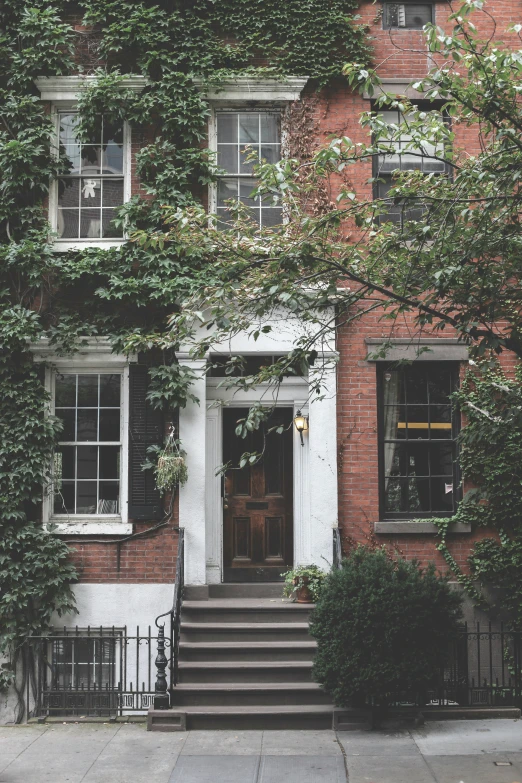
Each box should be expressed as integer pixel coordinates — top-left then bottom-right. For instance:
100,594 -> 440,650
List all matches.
294,410 -> 309,446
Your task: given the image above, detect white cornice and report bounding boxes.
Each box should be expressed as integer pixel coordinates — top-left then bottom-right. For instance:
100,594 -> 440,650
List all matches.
193,76 -> 309,103
30,336 -> 137,365
363,78 -> 427,100
35,75 -> 148,102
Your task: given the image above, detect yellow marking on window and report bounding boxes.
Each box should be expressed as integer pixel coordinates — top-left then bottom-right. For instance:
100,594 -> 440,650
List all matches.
397,422 -> 452,429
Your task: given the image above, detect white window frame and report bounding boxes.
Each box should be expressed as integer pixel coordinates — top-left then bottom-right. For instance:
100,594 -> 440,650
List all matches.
35,76 -> 148,252
209,107 -> 283,223
37,343 -> 132,535
48,106 -> 132,252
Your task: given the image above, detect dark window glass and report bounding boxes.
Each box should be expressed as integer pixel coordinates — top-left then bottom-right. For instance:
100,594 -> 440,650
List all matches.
383,2 -> 433,29
216,111 -> 282,230
380,363 -> 459,518
53,373 -> 121,516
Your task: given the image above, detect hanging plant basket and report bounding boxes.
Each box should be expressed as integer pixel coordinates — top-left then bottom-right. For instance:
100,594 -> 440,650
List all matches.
155,431 -> 188,493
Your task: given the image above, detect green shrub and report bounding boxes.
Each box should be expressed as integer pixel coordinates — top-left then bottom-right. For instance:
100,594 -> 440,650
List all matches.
310,547 -> 463,707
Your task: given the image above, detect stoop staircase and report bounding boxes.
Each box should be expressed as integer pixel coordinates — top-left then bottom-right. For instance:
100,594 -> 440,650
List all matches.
164,583 -> 333,730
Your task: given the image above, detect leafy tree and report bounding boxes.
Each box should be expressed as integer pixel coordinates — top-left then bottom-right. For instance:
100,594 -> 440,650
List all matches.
310,547 -> 463,708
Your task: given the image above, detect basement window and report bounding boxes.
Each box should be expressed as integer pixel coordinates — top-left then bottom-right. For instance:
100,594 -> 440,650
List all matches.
383,2 -> 433,29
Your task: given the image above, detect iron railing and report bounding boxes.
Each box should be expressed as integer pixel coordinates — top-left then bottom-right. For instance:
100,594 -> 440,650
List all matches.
392,622 -> 522,709
332,527 -> 342,570
154,526 -> 185,707
26,626 -> 166,717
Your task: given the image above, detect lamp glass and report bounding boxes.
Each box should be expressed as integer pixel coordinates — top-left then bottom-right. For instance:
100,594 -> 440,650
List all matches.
294,411 -> 308,433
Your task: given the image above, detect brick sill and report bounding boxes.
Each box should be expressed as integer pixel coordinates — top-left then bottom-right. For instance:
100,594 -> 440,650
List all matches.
375,521 -> 471,535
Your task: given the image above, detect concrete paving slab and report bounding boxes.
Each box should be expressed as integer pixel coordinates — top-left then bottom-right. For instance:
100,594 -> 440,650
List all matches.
425,753 -> 522,783
0,726 -> 49,773
346,754 -> 437,783
81,724 -> 186,783
259,755 -> 346,783
181,730 -> 262,755
413,720 -> 522,756
0,723 -> 119,783
261,730 -> 341,756
169,754 -> 260,783
337,729 -> 420,756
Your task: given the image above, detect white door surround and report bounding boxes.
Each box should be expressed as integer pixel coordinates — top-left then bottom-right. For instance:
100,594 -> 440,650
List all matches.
177,326 -> 338,585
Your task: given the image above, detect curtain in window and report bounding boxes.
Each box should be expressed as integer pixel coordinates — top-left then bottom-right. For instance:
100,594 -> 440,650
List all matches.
383,371 -> 400,489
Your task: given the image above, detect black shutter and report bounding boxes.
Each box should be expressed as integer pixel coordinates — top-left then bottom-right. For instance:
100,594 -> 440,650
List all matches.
128,365 -> 164,520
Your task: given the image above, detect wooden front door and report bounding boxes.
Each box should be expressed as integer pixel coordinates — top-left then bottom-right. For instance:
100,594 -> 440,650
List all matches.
223,408 -> 293,582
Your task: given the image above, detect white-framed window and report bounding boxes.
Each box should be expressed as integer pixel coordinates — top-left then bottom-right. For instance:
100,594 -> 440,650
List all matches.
49,109 -> 131,250
211,109 -> 283,229
44,362 -> 130,533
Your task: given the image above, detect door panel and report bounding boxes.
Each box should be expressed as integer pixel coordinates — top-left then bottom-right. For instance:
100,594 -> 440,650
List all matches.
223,408 -> 293,582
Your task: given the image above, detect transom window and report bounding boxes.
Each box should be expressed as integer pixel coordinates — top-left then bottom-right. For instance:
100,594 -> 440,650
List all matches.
53,373 -> 122,516
216,111 -> 282,229
383,2 -> 433,29
57,113 -> 124,240
379,363 -> 459,518
374,107 -> 447,225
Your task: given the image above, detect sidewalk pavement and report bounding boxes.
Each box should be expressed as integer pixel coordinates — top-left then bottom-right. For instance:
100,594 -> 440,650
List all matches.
1,719 -> 521,783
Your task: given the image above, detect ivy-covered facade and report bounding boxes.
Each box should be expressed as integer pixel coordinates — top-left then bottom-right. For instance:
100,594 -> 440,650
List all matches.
2,0 -> 521,723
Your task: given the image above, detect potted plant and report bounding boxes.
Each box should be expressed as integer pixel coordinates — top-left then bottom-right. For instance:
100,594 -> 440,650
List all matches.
282,564 -> 326,603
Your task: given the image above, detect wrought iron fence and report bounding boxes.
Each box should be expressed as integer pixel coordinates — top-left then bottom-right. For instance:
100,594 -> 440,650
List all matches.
26,625 -> 170,718
392,622 -> 522,709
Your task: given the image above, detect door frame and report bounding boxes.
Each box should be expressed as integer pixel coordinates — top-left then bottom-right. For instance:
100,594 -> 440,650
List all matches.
205,378 -> 309,584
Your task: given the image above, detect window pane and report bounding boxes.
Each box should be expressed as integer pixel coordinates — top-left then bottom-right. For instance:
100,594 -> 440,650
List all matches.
58,209 -> 79,238
217,178 -> 238,207
54,481 -> 75,514
217,113 -> 238,143
101,209 -> 122,238
98,482 -> 119,514
81,178 -> 101,207
81,146 -> 102,175
58,179 -> 80,208
431,477 -> 454,511
430,442 -> 454,475
59,114 -> 79,145
76,482 -> 97,514
406,368 -> 428,404
260,114 -> 280,143
99,409 -> 120,441
261,145 -> 280,165
99,447 -> 120,479
100,374 -> 120,406
77,409 -> 98,441
80,208 -> 101,239
56,409 -> 75,441
78,375 -> 98,406
404,4 -> 432,27
239,179 -> 257,206
428,369 -> 453,403
77,446 -> 98,479
57,446 -> 75,479
102,179 -> 124,208
217,145 -> 238,173
239,114 -> 259,143
55,374 -> 76,406
102,142 -> 123,174
261,208 -> 282,228
62,144 -> 81,175
240,145 -> 257,174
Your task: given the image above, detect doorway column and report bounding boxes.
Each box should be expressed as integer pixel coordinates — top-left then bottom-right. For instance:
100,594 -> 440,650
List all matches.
177,354 -> 207,585
308,355 -> 338,568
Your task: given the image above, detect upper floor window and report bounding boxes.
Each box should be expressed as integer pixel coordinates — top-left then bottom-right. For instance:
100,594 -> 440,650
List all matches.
215,110 -> 282,229
56,113 -> 125,241
53,372 -> 122,516
374,107 -> 447,225
383,2 -> 433,29
378,362 -> 459,518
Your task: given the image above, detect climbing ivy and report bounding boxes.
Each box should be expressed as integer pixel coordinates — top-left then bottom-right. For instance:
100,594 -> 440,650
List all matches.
0,0 -> 370,694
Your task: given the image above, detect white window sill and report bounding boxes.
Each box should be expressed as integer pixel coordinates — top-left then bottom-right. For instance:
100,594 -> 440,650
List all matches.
375,520 -> 471,535
47,519 -> 133,535
52,240 -> 126,252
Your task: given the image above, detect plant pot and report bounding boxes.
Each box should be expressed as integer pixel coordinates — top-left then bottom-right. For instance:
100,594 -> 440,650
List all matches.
293,577 -> 314,603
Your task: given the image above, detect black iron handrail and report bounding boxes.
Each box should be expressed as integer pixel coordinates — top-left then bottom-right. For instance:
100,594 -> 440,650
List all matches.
332,527 -> 342,570
154,527 -> 185,709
